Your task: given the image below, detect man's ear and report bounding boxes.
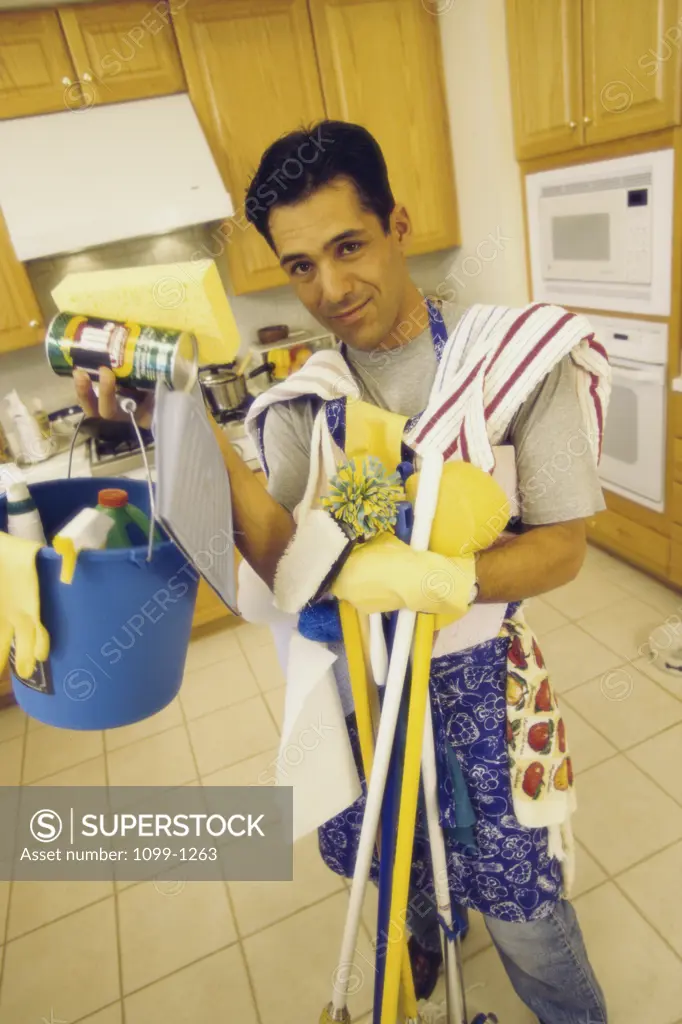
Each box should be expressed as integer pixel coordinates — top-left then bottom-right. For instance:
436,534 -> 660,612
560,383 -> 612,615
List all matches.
391,203 -> 412,247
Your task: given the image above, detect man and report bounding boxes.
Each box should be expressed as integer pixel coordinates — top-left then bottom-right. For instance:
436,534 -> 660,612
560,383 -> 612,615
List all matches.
76,121 -> 608,1022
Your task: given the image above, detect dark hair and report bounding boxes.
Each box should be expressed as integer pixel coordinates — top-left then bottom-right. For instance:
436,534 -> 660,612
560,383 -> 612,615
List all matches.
244,120 -> 395,251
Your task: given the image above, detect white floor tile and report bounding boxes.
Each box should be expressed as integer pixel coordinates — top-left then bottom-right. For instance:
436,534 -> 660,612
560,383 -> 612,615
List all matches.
627,722 -> 682,805
618,840 -> 682,958
263,686 -> 286,732
460,945 -> 535,1023
124,945 -> 258,1024
0,706 -> 26,744
572,840 -> 608,899
243,890 -> 375,1024
104,697 -> 183,752
531,623 -> 623,693
544,573 -> 628,621
236,622 -> 276,649
78,1005 -> 122,1024
573,756 -> 682,875
28,754 -> 106,787
180,649 -> 258,721
0,898 -> 119,1023
229,831 -> 345,936
561,665 -> 682,750
118,879 -> 237,994
184,628 -> 241,674
201,747 -> 279,787
106,725 -> 196,788
7,879 -> 113,940
577,597 -> 665,663
187,695 -> 278,777
575,882 -> 682,1024
0,737 -> 23,786
242,642 -> 286,693
23,726 -> 103,784
522,598 -> 568,638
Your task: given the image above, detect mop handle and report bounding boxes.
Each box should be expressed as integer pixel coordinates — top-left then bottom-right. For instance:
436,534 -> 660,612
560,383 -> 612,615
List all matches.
330,452 -> 444,1016
421,709 -> 468,1024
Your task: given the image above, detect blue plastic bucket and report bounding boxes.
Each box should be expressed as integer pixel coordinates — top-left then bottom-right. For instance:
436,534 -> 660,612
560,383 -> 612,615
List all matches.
0,477 -> 199,730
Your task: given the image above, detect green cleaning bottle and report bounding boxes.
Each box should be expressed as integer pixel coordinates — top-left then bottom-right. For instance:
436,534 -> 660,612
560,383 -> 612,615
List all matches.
95,488 -> 162,549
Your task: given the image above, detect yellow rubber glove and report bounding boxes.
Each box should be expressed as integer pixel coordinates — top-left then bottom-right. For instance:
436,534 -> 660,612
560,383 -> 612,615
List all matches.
0,532 -> 50,679
332,532 -> 475,622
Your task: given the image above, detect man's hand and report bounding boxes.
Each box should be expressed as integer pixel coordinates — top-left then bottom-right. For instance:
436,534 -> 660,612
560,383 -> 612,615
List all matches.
73,367 -> 155,428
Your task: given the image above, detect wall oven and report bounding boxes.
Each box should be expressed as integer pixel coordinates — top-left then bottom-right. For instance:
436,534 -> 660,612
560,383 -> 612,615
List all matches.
588,314 -> 667,512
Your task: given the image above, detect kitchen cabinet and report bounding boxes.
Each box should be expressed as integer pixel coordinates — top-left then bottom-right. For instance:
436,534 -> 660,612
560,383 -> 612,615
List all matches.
0,209 -> 44,354
507,0 -> 682,159
587,507 -> 670,577
0,9 -> 78,118
173,0 -> 326,295
506,0 -> 584,160
582,0 -> 682,145
57,1 -> 185,107
308,0 -> 459,255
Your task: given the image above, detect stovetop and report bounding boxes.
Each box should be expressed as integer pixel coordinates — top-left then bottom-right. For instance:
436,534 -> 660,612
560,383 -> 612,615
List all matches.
89,428 -> 155,477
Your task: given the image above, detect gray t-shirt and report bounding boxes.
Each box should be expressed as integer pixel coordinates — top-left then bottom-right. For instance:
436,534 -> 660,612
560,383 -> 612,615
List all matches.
262,302 -> 605,526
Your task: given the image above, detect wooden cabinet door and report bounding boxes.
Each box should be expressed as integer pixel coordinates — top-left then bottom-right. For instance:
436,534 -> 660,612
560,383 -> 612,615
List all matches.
308,0 -> 459,255
58,1 -> 185,107
582,0 -> 682,144
0,209 -> 44,355
0,10 -> 79,118
173,0 -> 326,295
506,0 -> 584,159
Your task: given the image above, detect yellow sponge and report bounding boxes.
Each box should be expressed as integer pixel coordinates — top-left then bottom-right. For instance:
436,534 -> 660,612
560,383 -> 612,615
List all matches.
52,260 -> 240,366
405,461 -> 510,557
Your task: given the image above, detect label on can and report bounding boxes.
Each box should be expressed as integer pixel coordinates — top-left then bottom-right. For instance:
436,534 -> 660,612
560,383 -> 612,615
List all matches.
9,645 -> 54,695
46,313 -> 189,391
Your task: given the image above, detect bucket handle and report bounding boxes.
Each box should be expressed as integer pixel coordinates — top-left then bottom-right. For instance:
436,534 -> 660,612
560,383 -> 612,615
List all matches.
68,398 -> 157,564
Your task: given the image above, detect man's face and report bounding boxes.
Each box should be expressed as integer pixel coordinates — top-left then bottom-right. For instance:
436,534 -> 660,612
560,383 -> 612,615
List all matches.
268,177 -> 411,352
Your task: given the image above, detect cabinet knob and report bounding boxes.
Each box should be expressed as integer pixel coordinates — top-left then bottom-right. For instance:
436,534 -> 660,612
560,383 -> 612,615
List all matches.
62,77 -> 72,86
569,120 -> 578,129
583,115 -> 592,124
29,320 -> 39,328
82,73 -> 93,82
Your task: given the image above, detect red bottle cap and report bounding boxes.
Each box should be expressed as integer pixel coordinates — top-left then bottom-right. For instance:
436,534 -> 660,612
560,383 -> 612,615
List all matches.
98,488 -> 129,508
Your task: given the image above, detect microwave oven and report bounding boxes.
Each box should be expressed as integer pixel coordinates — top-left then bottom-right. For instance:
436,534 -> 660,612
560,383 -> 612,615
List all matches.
525,150 -> 674,316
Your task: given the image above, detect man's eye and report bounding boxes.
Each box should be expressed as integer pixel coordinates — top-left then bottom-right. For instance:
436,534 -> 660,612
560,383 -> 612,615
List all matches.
341,242 -> 362,255
291,261 -> 313,276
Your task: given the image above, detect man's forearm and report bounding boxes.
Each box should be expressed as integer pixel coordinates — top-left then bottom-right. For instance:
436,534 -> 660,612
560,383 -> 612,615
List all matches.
475,520 -> 587,603
210,418 -> 294,589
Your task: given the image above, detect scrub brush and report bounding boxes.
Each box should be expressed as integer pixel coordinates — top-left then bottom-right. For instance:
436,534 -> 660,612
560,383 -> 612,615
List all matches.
274,457 -> 405,615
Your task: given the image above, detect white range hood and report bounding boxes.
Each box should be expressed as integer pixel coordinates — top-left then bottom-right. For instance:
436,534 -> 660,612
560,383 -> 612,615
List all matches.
0,94 -> 234,260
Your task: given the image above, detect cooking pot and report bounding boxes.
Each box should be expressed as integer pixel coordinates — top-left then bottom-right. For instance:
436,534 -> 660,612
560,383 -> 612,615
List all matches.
199,362 -> 273,418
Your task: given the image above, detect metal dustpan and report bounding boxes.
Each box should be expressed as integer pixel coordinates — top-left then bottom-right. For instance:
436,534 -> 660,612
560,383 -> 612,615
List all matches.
153,380 -> 237,613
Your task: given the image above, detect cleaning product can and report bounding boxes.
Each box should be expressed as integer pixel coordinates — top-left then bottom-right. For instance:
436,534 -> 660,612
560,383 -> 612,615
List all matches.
46,312 -> 198,392
6,481 -> 47,544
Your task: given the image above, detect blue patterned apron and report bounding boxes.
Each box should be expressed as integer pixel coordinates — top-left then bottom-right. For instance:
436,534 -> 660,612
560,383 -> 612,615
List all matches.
317,302 -> 563,923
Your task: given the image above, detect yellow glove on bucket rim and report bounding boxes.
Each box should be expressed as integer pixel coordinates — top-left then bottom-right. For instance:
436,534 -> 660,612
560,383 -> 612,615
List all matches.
0,531 -> 50,679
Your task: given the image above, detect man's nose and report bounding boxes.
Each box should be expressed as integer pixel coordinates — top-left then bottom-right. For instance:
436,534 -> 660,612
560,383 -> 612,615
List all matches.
318,261 -> 354,308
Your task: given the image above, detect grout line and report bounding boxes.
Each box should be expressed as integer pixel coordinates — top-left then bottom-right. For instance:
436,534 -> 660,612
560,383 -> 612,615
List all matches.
611,876 -> 682,966
69,998 -> 123,1024
621,748 -> 682,810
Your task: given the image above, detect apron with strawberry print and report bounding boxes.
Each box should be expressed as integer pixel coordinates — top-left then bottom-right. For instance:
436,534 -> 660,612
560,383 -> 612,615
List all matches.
318,602 -> 574,922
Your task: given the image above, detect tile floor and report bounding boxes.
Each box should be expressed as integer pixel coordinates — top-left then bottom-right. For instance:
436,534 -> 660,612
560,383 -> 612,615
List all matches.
0,545 -> 681,1022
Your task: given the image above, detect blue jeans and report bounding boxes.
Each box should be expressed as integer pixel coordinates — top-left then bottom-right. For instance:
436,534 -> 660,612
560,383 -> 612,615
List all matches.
409,896 -> 608,1024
